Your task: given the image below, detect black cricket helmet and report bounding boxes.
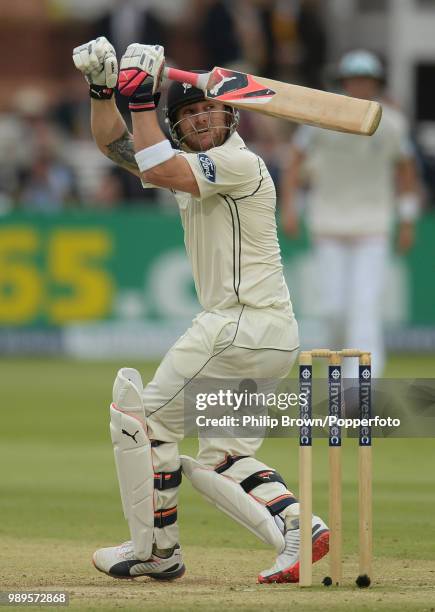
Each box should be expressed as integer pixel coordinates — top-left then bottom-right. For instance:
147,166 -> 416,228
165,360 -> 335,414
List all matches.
165,72 -> 239,150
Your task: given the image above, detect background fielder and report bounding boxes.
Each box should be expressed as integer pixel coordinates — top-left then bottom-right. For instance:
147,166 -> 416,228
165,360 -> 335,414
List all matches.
73,38 -> 329,584
280,50 -> 421,378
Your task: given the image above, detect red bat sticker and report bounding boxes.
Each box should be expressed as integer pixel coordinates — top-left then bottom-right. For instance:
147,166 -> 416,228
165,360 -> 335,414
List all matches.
206,68 -> 275,103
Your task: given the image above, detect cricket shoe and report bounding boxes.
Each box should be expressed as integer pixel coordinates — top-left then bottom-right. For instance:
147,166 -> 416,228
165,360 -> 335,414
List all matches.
92,541 -> 185,580
257,515 -> 329,584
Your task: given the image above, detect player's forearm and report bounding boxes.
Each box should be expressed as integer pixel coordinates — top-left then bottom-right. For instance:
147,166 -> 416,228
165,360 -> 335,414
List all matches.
91,99 -> 139,174
396,158 -> 421,223
131,111 -> 174,183
72,38 -> 140,175
280,150 -> 304,213
397,158 -> 419,195
91,98 -> 125,149
131,111 -> 199,194
131,110 -> 166,152
281,176 -> 299,213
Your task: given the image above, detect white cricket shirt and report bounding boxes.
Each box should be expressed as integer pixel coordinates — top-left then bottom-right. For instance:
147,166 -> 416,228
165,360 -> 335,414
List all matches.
177,132 -> 291,312
142,132 -> 299,351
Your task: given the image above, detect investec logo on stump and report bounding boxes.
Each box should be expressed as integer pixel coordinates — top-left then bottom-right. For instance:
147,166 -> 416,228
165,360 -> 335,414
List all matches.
328,368 -> 342,447
359,366 -> 372,446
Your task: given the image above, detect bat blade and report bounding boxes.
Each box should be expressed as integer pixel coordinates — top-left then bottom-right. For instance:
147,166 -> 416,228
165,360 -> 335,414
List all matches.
164,66 -> 382,136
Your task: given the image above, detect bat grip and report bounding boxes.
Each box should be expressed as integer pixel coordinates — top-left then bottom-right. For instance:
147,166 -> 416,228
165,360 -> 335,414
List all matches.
163,67 -> 200,87
163,67 -> 209,92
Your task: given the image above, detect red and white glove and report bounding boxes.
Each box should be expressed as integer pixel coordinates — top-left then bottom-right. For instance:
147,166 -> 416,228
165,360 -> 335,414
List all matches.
72,37 -> 118,100
118,44 -> 165,112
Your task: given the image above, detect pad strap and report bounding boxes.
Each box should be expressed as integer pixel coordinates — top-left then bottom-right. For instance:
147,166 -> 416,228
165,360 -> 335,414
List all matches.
154,467 -> 182,490
240,470 -> 287,493
154,506 -> 177,528
151,439 -> 165,447
266,494 -> 298,516
215,454 -> 249,474
181,455 -> 285,552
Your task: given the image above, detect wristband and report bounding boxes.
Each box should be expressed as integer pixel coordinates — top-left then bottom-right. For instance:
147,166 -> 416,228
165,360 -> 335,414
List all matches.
89,84 -> 114,100
135,140 -> 175,172
398,193 -> 419,222
129,92 -> 161,113
129,100 -> 156,112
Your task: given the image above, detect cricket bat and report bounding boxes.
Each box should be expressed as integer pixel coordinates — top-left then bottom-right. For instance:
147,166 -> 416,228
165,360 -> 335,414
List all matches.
163,66 -> 382,136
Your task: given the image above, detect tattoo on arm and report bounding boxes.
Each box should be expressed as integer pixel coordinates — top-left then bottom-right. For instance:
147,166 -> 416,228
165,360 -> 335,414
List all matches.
106,130 -> 139,174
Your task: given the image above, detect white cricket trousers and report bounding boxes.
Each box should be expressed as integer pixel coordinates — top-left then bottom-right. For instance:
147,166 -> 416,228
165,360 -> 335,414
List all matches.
144,307 -> 298,452
140,306 -> 299,549
313,235 -> 388,377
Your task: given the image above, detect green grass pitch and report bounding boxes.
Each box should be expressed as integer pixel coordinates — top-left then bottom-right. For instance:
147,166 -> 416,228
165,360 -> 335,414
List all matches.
1,355 -> 434,611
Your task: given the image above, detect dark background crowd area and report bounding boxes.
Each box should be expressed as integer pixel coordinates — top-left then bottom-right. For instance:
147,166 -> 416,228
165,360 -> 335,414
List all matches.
0,0 -> 433,213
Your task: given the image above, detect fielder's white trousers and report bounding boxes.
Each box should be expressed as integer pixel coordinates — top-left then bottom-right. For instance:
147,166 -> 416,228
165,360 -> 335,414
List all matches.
313,235 -> 388,377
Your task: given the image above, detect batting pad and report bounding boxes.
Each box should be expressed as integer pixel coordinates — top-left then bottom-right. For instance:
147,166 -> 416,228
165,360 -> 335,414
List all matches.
181,455 -> 285,553
110,405 -> 154,560
112,367 -> 145,417
110,367 -> 154,561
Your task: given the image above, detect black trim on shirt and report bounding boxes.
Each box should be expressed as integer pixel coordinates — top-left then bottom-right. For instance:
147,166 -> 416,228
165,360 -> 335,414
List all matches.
231,344 -> 300,353
232,157 -> 264,201
229,196 -> 242,299
221,156 -> 265,302
222,195 -> 241,303
217,156 -> 265,304
225,196 -> 237,300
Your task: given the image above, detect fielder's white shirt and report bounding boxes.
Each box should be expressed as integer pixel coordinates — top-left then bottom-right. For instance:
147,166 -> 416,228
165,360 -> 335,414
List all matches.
294,104 -> 413,236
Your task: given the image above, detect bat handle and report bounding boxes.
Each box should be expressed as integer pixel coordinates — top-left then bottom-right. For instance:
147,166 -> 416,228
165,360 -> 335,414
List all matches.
163,67 -> 209,91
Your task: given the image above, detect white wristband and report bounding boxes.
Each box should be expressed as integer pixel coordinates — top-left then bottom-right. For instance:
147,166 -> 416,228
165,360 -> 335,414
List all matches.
135,140 -> 175,172
398,193 -> 419,222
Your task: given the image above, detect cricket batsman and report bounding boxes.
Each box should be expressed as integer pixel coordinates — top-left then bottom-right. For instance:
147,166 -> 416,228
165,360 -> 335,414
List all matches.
73,37 -> 329,583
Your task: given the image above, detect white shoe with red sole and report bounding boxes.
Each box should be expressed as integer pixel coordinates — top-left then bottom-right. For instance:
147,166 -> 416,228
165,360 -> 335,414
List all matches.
258,516 -> 329,584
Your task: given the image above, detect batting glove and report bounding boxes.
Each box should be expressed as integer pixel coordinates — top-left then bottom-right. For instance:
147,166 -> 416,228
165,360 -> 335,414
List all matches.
118,44 -> 165,112
73,37 -> 118,100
